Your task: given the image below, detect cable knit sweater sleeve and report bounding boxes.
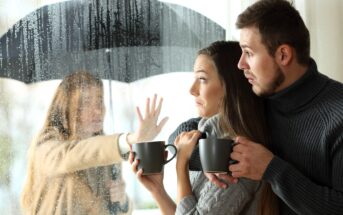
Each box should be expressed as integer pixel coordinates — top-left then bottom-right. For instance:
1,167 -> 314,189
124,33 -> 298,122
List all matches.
263,125 -> 343,215
176,115 -> 261,214
176,172 -> 260,215
168,117 -> 201,145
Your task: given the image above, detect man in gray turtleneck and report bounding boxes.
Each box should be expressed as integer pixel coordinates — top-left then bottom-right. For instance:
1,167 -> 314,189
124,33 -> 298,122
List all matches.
222,0 -> 343,214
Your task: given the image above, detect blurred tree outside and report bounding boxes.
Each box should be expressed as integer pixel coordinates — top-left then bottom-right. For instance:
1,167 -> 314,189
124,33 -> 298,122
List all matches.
0,80 -> 13,186
0,134 -> 12,185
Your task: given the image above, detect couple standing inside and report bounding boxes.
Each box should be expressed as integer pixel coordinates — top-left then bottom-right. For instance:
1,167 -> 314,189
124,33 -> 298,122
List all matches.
21,0 -> 343,214
131,0 -> 343,215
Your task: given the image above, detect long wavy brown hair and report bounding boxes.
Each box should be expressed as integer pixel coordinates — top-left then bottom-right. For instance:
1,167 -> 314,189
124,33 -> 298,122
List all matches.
198,41 -> 278,215
20,71 -> 104,211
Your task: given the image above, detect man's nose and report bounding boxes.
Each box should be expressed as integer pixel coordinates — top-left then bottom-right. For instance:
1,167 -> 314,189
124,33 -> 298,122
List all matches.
238,54 -> 247,71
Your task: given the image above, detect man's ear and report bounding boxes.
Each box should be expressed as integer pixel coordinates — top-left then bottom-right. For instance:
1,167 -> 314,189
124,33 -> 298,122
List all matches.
275,44 -> 293,66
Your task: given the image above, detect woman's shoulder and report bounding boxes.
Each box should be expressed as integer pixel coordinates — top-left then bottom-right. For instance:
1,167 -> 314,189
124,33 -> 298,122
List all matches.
175,117 -> 202,131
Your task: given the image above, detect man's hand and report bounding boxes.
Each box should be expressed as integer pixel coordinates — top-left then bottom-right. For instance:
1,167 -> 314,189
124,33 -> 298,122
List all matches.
229,136 -> 274,180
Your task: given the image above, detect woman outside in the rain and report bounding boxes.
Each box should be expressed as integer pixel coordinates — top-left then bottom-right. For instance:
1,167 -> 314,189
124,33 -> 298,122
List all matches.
20,71 -> 168,215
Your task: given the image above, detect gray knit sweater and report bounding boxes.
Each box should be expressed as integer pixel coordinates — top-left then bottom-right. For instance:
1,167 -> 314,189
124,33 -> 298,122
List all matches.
174,116 -> 261,215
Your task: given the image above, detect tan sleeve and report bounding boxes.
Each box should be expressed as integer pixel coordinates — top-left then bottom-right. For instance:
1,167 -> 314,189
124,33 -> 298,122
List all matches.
35,134 -> 123,176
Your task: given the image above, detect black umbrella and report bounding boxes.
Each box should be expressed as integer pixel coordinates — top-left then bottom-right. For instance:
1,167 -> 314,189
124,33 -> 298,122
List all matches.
0,0 -> 225,84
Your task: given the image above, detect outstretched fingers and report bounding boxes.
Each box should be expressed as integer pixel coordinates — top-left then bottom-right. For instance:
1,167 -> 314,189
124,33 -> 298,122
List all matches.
151,94 -> 157,114
136,106 -> 143,122
155,95 -> 163,117
145,97 -> 151,118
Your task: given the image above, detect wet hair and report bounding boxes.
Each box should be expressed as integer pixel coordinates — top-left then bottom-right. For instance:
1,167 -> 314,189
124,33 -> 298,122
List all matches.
42,71 -> 104,140
236,0 -> 310,65
21,71 -> 104,211
198,41 -> 278,215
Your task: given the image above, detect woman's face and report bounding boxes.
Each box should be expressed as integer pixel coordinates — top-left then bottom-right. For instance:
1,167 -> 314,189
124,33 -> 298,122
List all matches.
190,54 -> 224,118
78,86 -> 105,138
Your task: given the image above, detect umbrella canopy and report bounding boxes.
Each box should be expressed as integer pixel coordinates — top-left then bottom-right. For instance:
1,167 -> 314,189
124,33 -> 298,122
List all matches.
0,0 -> 225,84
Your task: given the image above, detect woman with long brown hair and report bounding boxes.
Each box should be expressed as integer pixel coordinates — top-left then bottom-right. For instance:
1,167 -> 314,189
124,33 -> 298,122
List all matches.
20,71 -> 168,215
131,41 -> 278,214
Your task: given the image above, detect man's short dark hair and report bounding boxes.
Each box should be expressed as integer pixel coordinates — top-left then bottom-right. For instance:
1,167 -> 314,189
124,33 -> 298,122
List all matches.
236,0 -> 310,65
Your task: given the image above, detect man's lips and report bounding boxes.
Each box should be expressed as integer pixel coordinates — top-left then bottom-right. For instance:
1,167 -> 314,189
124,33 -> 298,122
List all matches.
244,71 -> 254,84
246,77 -> 254,84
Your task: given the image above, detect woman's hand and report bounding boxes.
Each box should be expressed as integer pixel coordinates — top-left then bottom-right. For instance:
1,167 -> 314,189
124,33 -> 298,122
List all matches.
129,151 -> 177,214
128,94 -> 169,144
174,130 -> 201,165
129,151 -> 165,194
203,172 -> 238,189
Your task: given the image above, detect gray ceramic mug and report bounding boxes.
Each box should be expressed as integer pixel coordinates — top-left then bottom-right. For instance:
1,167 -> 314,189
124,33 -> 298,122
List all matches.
132,141 -> 177,175
199,137 -> 236,173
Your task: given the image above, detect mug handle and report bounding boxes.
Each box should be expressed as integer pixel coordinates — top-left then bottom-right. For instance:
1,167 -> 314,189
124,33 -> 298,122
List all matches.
164,144 -> 177,164
229,141 -> 238,164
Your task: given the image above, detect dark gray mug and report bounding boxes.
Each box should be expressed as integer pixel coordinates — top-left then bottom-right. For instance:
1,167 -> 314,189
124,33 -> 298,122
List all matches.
132,141 -> 177,175
199,138 -> 235,173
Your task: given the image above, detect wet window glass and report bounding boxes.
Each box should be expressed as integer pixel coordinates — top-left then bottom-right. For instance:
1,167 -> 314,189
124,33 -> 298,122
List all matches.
0,0 -> 233,214
3,0 -> 342,214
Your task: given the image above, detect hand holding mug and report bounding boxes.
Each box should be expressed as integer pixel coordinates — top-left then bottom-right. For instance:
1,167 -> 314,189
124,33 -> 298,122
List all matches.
229,136 -> 273,180
174,130 -> 202,163
131,141 -> 176,175
129,151 -> 165,194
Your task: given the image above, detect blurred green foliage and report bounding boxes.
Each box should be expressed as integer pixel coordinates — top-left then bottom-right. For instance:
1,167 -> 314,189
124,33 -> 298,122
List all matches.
0,134 -> 12,185
136,201 -> 158,209
0,80 -> 12,186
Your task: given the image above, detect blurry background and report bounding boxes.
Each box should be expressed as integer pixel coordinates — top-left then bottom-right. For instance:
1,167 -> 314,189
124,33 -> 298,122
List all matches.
0,0 -> 342,214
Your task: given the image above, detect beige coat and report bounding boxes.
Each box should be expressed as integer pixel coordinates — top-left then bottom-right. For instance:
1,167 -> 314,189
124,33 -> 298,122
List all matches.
22,133 -> 132,215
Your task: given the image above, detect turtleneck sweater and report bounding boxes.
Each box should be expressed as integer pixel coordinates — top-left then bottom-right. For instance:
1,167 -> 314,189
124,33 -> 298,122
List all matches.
263,59 -> 343,215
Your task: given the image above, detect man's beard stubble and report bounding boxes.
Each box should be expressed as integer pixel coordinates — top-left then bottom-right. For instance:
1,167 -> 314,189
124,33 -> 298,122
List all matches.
256,67 -> 285,97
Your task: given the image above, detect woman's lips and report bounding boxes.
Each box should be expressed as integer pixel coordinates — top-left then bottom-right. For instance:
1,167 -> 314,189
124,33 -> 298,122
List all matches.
195,100 -> 202,106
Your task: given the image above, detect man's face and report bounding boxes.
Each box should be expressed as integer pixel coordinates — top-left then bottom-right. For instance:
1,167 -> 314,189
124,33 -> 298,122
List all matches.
238,26 -> 285,97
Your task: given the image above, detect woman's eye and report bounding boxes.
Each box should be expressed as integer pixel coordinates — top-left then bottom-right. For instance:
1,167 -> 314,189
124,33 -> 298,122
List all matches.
199,77 -> 207,83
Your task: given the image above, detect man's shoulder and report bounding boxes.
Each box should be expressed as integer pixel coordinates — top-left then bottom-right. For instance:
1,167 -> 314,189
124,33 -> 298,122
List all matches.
316,78 -> 343,120
321,78 -> 343,102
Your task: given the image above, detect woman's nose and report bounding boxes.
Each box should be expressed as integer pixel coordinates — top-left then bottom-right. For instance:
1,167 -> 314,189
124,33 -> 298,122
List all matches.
189,81 -> 198,96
